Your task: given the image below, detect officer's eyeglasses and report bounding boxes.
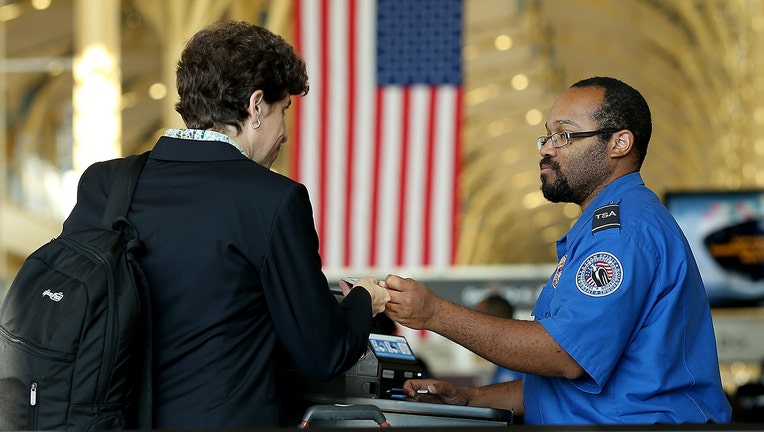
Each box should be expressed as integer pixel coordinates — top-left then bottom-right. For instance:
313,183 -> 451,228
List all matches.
537,128 -> 620,150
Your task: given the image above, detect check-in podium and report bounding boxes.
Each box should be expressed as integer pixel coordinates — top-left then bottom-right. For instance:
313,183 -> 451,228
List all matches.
281,333 -> 512,428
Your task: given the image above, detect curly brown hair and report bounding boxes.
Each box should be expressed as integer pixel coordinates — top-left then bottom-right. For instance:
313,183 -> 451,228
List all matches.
175,21 -> 309,133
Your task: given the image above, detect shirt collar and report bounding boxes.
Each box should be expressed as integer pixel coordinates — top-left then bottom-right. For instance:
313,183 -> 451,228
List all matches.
164,128 -> 249,158
560,172 -> 644,243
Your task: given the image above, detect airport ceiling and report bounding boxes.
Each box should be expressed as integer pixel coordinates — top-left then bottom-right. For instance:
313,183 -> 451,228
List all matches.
2,0 -> 763,264
4,0 -> 170,157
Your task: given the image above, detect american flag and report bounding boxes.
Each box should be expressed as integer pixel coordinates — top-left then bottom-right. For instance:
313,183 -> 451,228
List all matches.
291,0 -> 463,271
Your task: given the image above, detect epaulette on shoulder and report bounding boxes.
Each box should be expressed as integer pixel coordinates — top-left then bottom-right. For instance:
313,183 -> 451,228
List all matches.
592,203 -> 620,233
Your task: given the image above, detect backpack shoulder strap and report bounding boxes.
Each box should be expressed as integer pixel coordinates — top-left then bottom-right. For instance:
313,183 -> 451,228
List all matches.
98,151 -> 153,428
101,151 -> 150,229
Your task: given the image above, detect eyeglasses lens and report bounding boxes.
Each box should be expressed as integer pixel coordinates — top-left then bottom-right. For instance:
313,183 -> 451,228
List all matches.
550,132 -> 566,148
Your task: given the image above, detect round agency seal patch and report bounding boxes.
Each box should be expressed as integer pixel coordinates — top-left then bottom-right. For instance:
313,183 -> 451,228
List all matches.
575,252 -> 623,297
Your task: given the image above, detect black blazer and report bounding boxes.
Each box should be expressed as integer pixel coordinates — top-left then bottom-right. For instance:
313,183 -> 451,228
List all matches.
62,136 -> 373,429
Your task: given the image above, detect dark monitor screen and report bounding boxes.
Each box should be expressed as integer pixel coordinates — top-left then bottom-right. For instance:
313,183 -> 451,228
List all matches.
665,190 -> 764,306
368,333 -> 417,362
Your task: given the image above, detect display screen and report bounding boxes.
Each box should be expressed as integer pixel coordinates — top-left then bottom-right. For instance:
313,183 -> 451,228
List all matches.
368,333 -> 417,362
665,190 -> 764,306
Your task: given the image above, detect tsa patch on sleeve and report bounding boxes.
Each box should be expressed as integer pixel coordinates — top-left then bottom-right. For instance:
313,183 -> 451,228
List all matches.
592,204 -> 620,233
575,252 -> 623,297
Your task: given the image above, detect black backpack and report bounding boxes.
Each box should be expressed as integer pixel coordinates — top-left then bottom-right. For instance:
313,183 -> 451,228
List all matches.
0,152 -> 152,430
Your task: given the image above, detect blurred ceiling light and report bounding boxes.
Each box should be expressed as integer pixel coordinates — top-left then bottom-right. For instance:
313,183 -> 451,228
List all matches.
494,34 -> 512,51
148,82 -> 167,100
73,44 -> 120,168
756,138 -> 764,155
541,225 -> 564,244
562,203 -> 580,218
121,91 -> 138,109
48,59 -> 65,76
466,87 -> 488,106
525,108 -> 543,125
522,190 -> 546,210
501,147 -> 520,164
754,107 -> 764,124
511,74 -> 529,91
31,0 -> 52,10
1,3 -> 22,21
487,120 -> 506,138
509,171 -> 536,191
466,83 -> 497,106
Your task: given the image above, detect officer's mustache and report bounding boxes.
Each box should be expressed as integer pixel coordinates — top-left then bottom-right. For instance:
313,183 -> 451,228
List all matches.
540,157 -> 560,172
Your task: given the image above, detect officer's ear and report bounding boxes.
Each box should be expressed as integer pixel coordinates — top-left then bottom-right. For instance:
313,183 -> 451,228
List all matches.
609,130 -> 634,159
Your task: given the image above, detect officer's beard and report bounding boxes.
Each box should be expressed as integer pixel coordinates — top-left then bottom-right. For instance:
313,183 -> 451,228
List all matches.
540,158 -> 585,204
540,141 -> 611,205
541,158 -> 607,205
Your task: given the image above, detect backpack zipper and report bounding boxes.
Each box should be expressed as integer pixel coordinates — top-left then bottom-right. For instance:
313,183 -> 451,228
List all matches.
58,235 -> 119,404
29,381 -> 38,430
0,328 -> 72,431
0,327 -> 74,361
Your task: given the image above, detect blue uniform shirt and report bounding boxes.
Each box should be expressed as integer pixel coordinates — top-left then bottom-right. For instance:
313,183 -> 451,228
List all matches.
524,173 -> 732,425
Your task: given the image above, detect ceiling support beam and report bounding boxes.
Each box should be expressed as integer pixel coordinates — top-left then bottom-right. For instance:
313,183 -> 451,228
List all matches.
72,0 -> 121,171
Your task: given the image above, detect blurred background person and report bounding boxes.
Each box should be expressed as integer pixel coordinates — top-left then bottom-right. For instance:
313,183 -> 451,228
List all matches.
474,294 -> 523,385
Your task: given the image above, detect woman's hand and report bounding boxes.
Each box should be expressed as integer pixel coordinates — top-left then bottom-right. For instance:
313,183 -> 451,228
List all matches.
339,276 -> 390,316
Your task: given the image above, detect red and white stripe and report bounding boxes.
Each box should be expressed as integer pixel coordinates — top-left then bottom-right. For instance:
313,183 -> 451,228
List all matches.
291,0 -> 462,271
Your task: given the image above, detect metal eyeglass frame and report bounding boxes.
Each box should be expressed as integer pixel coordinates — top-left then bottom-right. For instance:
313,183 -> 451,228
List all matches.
537,128 -> 620,150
